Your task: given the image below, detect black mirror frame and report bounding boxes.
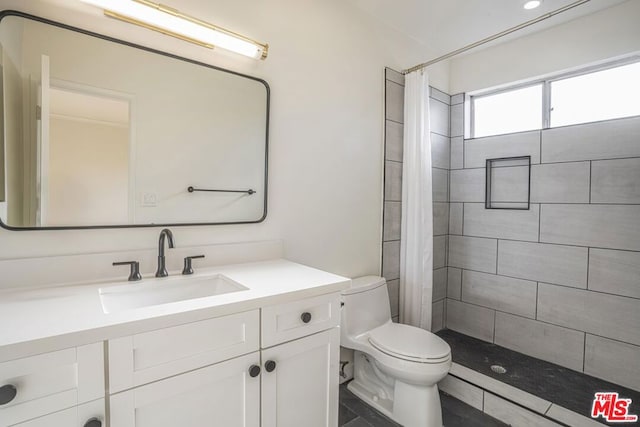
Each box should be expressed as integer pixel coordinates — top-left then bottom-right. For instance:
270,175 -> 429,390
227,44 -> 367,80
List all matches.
0,10 -> 269,231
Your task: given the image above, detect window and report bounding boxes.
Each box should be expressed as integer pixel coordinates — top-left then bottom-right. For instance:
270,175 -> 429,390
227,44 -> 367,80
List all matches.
550,61 -> 640,127
473,84 -> 543,138
470,59 -> 640,138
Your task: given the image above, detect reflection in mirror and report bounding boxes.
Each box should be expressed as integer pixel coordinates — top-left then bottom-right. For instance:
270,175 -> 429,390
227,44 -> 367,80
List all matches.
0,65 -> 4,211
49,87 -> 131,225
0,13 -> 268,229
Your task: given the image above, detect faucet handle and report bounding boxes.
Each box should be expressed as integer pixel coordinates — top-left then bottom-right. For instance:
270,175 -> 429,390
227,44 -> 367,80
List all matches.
113,261 -> 142,281
182,255 -> 205,275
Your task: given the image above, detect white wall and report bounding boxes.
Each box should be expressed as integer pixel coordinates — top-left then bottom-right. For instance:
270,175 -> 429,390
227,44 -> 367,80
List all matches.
0,0 -> 440,279
449,0 -> 640,94
48,116 -> 129,226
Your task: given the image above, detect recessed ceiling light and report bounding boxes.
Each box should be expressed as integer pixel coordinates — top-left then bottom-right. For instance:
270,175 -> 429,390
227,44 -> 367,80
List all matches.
524,1 -> 542,9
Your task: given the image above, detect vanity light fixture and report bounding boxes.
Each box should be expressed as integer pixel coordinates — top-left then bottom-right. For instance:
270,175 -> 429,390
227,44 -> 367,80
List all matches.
79,0 -> 268,59
523,0 -> 542,10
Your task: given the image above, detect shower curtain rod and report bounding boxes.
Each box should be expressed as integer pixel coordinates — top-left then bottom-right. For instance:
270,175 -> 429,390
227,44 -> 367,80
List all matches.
403,0 -> 591,74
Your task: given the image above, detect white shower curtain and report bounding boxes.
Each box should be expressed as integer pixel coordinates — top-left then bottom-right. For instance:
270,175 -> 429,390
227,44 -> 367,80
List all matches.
399,70 -> 433,329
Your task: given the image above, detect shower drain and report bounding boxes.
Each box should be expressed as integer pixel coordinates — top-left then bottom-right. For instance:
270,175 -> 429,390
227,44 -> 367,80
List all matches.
491,365 -> 507,374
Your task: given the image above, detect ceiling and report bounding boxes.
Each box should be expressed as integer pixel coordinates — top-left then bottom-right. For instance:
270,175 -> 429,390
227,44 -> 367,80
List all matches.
348,0 -> 629,58
50,88 -> 130,126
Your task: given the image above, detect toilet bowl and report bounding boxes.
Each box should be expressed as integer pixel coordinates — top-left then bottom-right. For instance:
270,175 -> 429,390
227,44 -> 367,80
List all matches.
341,276 -> 451,427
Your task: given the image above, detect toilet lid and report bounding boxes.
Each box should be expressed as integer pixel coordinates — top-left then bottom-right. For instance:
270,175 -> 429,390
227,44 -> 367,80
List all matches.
368,323 -> 451,362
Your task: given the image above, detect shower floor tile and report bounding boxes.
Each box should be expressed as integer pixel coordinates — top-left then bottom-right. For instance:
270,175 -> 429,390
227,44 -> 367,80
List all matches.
339,382 -> 507,426
437,329 -> 640,426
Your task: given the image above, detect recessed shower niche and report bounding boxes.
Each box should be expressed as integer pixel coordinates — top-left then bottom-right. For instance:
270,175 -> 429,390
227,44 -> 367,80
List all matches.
485,156 -> 531,210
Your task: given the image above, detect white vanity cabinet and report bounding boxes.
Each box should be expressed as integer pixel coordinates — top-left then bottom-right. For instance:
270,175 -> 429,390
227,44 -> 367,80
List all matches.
0,291 -> 342,427
0,343 -> 105,427
109,293 -> 342,427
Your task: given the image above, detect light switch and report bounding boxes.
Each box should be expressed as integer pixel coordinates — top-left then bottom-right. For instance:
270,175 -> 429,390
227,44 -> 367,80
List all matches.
142,192 -> 157,207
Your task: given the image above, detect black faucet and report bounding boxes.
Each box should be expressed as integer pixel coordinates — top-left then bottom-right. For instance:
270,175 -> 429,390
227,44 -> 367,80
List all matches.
155,228 -> 175,277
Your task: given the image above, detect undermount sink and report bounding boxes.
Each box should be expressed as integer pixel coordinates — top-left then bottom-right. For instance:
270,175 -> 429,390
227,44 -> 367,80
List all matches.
99,274 -> 248,314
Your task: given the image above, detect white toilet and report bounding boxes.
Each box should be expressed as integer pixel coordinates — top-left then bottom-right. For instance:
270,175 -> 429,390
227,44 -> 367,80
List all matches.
341,276 -> 451,427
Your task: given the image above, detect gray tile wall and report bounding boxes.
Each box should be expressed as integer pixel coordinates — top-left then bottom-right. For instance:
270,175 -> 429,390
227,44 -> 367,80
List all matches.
444,103 -> 640,391
584,334 -> 640,392
382,69 -> 450,330
462,270 -> 537,319
494,312 -> 585,371
382,69 -> 404,324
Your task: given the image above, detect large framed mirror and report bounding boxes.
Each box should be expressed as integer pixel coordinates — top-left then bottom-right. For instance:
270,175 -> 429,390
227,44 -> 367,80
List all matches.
0,11 -> 268,230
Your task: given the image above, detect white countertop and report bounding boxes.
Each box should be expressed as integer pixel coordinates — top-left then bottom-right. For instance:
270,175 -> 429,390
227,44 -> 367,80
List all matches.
0,259 -> 350,362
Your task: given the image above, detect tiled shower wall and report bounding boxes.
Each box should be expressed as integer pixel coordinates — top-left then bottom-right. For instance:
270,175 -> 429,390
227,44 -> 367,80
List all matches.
446,109 -> 640,392
381,68 -> 450,330
381,66 -> 640,392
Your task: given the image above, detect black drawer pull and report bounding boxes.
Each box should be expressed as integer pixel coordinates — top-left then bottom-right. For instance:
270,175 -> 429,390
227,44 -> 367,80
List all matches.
84,418 -> 102,427
0,384 -> 17,405
249,365 -> 261,377
301,312 -> 312,323
265,360 -> 277,372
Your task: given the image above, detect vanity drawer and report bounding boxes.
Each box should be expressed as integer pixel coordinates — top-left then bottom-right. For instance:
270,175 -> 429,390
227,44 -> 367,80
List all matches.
10,398 -> 105,427
0,343 -> 104,427
261,293 -> 340,347
108,309 -> 260,393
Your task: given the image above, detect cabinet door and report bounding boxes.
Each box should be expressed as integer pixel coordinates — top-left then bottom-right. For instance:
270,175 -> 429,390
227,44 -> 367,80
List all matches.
110,352 -> 260,427
261,328 -> 340,427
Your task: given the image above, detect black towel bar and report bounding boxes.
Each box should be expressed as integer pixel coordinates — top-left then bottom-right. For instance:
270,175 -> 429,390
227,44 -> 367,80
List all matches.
187,186 -> 256,195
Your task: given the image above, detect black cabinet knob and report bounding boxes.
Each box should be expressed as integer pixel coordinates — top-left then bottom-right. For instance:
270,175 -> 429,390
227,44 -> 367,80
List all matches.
83,418 -> 102,427
249,365 -> 261,377
265,360 -> 277,372
0,384 -> 17,405
301,312 -> 312,323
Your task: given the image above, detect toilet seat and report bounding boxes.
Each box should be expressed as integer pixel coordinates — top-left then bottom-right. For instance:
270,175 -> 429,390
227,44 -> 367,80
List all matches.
368,323 -> 450,363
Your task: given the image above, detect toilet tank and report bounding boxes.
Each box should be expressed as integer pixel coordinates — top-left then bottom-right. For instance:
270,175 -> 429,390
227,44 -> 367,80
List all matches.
341,276 -> 392,340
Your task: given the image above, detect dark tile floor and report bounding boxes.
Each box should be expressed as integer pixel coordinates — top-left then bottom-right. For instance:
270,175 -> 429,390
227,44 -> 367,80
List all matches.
437,329 -> 640,426
339,383 -> 507,427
